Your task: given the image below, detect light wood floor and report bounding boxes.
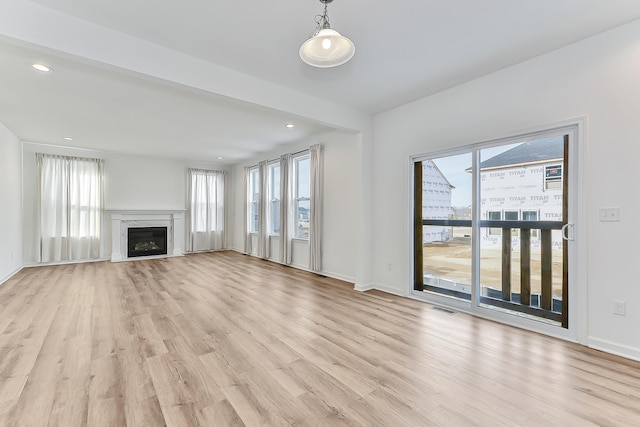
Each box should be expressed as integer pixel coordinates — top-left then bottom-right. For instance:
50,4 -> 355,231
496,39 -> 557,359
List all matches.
1,251 -> 639,426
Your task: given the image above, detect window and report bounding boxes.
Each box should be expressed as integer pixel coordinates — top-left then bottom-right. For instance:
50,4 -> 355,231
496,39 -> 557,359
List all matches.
270,163 -> 280,234
249,167 -> 259,233
245,149 -> 317,248
488,211 -> 501,235
505,211 -> 518,221
188,169 -> 225,251
295,155 -> 310,239
545,165 -> 562,189
191,171 -> 217,233
523,210 -> 539,237
38,153 -> 104,262
505,210 -> 519,236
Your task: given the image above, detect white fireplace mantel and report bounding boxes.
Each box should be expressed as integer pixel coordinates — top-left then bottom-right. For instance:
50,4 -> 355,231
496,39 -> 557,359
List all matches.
108,210 -> 185,262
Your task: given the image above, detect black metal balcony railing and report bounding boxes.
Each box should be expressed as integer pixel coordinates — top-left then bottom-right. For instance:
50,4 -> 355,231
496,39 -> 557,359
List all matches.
421,219 -> 568,328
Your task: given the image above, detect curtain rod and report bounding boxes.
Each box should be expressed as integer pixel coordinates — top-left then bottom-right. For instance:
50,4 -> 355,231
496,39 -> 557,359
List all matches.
188,168 -> 227,174
248,148 -> 310,169
36,152 -> 104,162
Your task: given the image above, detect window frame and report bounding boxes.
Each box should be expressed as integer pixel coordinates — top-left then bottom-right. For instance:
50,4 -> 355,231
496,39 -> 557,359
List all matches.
269,161 -> 281,236
293,154 -> 311,240
248,166 -> 259,234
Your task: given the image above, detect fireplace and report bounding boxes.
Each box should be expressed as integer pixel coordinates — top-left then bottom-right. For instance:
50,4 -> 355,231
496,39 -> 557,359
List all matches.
108,210 -> 184,262
127,227 -> 168,258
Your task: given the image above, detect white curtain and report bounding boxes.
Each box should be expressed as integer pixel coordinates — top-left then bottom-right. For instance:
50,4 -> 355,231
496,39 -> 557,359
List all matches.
256,160 -> 269,259
243,166 -> 253,254
279,153 -> 294,265
187,169 -> 226,252
309,144 -> 323,272
37,153 -> 104,263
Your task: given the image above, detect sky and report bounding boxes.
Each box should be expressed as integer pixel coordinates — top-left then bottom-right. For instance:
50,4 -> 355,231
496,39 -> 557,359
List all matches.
432,143 -> 521,206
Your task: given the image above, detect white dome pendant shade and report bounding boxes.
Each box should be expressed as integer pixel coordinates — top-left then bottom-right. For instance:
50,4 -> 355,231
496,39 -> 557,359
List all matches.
300,28 -> 355,68
299,0 -> 355,68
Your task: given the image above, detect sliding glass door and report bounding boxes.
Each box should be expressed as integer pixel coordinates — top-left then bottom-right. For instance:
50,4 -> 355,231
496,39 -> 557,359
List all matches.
414,154 -> 473,300
413,129 -> 574,329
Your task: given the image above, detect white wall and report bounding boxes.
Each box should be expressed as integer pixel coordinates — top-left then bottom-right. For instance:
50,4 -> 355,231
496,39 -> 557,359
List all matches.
0,122 -> 23,284
372,20 -> 640,360
22,142 -> 230,264
231,130 -> 358,282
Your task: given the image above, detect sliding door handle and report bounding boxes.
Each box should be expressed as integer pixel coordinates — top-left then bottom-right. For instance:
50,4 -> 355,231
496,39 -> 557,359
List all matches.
561,223 -> 574,241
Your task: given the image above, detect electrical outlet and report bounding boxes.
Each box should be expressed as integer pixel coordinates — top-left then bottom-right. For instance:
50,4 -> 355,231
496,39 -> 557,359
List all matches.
613,300 -> 626,316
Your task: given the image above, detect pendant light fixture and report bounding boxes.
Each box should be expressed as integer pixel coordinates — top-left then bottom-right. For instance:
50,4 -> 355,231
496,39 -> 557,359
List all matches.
299,0 -> 355,68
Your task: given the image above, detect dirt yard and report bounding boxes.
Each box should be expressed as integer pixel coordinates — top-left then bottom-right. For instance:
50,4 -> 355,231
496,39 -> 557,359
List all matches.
423,233 -> 564,298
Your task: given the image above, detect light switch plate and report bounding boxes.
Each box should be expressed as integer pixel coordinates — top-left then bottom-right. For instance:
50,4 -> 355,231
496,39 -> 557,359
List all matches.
599,207 -> 620,222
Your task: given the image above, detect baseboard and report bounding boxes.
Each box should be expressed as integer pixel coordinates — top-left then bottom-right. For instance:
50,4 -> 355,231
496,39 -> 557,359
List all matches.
314,269 -> 355,284
588,336 -> 640,362
184,249 -> 228,255
0,266 -> 23,286
287,262 -> 355,284
228,249 -> 355,284
354,282 -> 406,297
354,282 -> 375,292
23,257 -> 111,267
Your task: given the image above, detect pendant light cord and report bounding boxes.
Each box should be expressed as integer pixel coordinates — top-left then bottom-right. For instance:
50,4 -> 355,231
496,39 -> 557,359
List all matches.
314,2 -> 331,34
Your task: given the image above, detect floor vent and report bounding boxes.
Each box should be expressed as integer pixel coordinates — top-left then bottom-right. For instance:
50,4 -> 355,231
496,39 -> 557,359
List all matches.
432,306 -> 456,315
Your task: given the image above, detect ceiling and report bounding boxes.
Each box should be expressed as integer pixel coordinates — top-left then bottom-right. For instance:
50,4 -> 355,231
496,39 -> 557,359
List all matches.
2,0 -> 640,163
0,41 -> 334,163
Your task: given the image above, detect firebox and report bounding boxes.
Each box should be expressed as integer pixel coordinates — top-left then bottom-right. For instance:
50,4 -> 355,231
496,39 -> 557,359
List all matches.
127,227 -> 168,258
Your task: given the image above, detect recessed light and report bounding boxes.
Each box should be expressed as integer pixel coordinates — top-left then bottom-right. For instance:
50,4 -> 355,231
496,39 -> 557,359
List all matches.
285,123 -> 295,128
32,63 -> 53,72
217,156 -> 223,160
63,137 -> 73,141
